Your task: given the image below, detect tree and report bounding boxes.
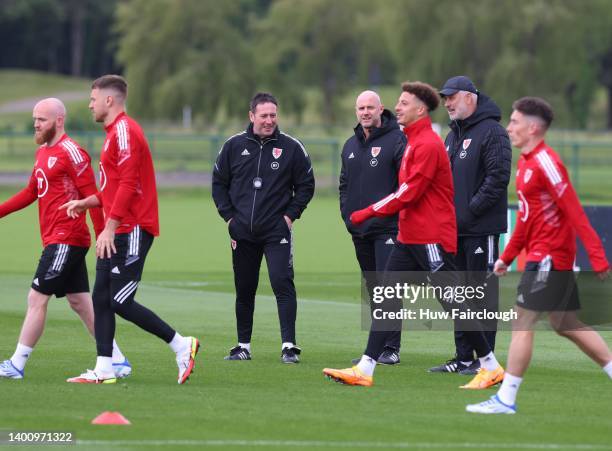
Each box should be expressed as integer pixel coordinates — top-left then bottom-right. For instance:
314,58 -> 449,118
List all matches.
387,0 -> 605,128
115,0 -> 260,123
0,0 -> 117,77
582,0 -> 612,128
256,0 -> 395,125
0,0 -> 66,72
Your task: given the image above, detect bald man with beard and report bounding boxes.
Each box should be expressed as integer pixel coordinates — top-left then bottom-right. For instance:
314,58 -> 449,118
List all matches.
339,90 -> 407,365
0,98 -> 131,380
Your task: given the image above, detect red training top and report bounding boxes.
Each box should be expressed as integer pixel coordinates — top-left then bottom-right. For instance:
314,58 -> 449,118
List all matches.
501,141 -> 609,272
0,134 -> 104,247
369,116 -> 457,253
96,112 -> 159,236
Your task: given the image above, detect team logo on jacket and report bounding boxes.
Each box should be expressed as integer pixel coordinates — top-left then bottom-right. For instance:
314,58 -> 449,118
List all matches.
462,139 -> 472,150
272,147 -> 283,159
231,239 -> 237,250
47,156 -> 57,169
34,168 -> 49,198
371,147 -> 381,158
523,168 -> 533,183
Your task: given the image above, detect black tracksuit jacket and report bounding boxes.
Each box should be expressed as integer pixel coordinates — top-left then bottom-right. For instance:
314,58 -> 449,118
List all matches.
339,109 -> 406,238
212,124 -> 315,239
445,94 -> 512,237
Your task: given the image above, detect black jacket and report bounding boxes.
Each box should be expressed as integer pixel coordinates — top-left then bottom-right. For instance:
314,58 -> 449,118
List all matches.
212,124 -> 315,239
339,109 -> 406,238
445,93 -> 512,237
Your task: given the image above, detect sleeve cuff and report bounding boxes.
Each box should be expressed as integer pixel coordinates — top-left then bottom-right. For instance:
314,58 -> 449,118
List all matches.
221,210 -> 234,222
285,209 -> 299,222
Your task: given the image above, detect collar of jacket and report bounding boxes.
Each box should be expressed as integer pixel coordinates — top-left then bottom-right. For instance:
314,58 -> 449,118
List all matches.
105,111 -> 127,133
403,115 -> 433,138
522,140 -> 547,160
449,93 -> 502,135
246,122 -> 279,143
353,109 -> 399,144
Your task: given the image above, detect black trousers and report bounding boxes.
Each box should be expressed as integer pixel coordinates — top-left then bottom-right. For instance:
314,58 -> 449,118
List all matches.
364,242 -> 492,361
352,235 -> 400,351
454,235 -> 499,362
93,228 -> 175,357
231,221 -> 296,344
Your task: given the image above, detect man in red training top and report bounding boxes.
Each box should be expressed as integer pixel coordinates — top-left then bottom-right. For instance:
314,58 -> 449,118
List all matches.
467,97 -> 612,414
62,75 -> 199,384
0,98 -> 130,380
323,82 -> 504,388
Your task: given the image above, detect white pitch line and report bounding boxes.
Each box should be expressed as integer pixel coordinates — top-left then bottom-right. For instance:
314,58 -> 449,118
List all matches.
148,279 -> 360,287
74,439 -> 612,449
140,284 -> 361,309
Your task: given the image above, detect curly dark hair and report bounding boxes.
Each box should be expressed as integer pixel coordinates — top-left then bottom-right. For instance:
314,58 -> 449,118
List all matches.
401,81 -> 440,112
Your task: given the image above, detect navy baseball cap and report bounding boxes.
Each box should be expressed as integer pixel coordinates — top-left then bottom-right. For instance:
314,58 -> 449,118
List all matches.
439,76 -> 478,97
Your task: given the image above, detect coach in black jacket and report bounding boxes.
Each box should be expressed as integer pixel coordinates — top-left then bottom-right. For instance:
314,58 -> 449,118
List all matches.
428,76 -> 511,375
212,92 -> 315,364
339,90 -> 406,364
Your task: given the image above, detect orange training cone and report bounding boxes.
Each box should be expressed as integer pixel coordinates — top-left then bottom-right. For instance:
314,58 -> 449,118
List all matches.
91,411 -> 131,425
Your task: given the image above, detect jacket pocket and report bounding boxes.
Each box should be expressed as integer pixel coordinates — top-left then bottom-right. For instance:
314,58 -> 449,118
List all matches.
279,216 -> 291,233
228,219 -> 241,239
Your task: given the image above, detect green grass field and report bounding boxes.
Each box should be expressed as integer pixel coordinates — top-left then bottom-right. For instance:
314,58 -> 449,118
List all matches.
2,129 -> 612,202
1,70 -> 612,201
0,70 -> 91,132
0,71 -> 90,104
0,189 -> 611,450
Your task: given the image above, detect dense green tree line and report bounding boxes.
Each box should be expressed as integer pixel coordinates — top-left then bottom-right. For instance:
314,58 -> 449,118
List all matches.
0,0 -> 118,77
114,0 -> 612,128
3,0 -> 612,128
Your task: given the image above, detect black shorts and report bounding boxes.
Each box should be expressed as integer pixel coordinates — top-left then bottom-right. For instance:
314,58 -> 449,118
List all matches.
31,244 -> 89,298
95,226 -> 153,306
517,258 -> 580,312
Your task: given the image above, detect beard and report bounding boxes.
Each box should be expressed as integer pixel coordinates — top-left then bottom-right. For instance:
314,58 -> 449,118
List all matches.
35,124 -> 57,145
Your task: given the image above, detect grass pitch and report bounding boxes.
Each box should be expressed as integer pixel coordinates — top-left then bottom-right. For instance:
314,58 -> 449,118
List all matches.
0,190 -> 611,451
